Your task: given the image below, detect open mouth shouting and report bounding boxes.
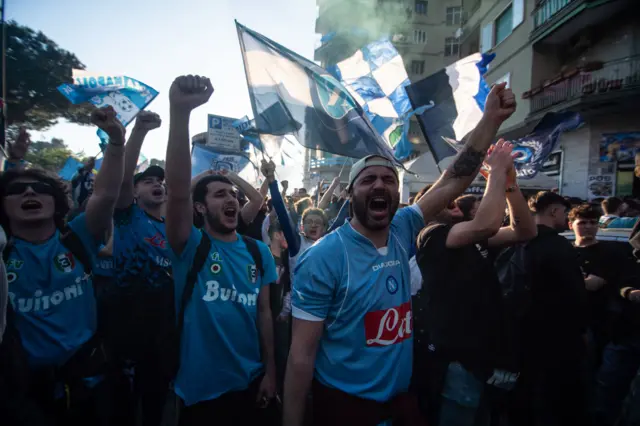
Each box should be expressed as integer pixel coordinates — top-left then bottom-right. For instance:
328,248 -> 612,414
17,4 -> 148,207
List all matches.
368,194 -> 390,220
152,188 -> 164,197
21,199 -> 43,212
223,205 -> 238,219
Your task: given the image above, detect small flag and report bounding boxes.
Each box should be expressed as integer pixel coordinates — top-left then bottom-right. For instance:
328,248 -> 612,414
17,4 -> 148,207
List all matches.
191,144 -> 253,178
406,53 -> 495,168
58,157 -> 84,181
236,22 -> 398,163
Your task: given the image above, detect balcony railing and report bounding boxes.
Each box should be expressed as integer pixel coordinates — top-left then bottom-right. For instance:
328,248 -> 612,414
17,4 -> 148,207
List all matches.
310,157 -> 355,169
533,0 -> 577,29
529,56 -> 640,113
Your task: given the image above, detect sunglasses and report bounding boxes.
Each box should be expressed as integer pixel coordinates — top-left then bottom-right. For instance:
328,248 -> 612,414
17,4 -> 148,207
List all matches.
6,181 -> 56,197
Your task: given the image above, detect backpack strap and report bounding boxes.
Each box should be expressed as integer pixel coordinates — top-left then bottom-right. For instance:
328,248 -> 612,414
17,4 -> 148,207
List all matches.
59,228 -> 93,275
241,235 -> 264,278
177,230 -> 211,333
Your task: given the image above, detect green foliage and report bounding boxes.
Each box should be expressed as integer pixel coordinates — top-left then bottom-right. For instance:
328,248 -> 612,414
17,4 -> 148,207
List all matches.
7,20 -> 94,131
25,138 -> 73,171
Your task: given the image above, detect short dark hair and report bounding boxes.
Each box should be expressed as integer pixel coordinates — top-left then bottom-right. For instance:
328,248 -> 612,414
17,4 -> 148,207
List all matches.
301,207 -> 327,226
528,191 -> 571,214
192,175 -> 234,204
0,167 -> 72,233
601,197 -> 624,215
413,184 -> 432,204
455,195 -> 479,220
568,204 -> 601,223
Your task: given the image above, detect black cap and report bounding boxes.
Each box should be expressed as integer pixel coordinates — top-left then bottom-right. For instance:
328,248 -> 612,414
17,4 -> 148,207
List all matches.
134,165 -> 165,185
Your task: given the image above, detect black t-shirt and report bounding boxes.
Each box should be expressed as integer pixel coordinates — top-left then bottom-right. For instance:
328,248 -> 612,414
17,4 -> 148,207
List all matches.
413,223 -> 507,371
237,210 -> 266,241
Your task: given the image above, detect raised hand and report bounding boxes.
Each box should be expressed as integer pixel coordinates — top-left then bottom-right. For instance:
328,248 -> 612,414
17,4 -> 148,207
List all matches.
134,111 -> 162,131
260,159 -> 276,183
484,82 -> 516,125
8,127 -> 31,160
91,106 -> 125,145
169,75 -> 214,112
484,139 -> 514,175
281,180 -> 289,192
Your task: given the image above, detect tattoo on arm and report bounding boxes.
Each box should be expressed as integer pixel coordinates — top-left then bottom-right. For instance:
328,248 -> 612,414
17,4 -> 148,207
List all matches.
449,146 -> 485,178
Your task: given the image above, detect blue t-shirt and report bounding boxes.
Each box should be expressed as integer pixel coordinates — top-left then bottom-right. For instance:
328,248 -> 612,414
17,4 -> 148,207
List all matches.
170,228 -> 278,406
94,251 -> 114,278
292,205 -> 424,402
113,203 -> 172,290
6,214 -> 99,368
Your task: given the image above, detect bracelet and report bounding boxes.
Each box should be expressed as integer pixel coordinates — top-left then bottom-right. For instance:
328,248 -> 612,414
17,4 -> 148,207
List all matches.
506,185 -> 518,193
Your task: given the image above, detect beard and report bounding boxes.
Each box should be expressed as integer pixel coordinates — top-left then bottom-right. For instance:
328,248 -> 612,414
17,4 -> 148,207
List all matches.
351,188 -> 399,231
204,210 -> 236,235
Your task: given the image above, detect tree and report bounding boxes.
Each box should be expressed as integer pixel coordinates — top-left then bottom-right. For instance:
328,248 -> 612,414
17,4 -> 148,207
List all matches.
25,138 -> 73,171
7,21 -> 94,131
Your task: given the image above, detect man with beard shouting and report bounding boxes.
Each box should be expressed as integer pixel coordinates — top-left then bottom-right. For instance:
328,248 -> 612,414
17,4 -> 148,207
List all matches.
165,75 -> 279,425
283,81 -> 516,426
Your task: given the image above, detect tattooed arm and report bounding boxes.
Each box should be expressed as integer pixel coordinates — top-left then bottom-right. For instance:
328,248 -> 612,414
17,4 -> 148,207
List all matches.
415,82 -> 516,221
487,183 -> 537,248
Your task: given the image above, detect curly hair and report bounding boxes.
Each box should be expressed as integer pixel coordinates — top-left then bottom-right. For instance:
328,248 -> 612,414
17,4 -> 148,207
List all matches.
568,204 -> 601,223
528,191 -> 570,215
301,207 -> 327,227
0,167 -> 72,235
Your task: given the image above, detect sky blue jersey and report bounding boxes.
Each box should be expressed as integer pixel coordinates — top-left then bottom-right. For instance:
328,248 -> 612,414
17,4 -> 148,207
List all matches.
169,228 -> 278,406
292,205 -> 424,402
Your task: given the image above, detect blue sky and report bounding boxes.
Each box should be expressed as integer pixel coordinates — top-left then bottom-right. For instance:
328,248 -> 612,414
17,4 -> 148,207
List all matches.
9,0 -> 319,161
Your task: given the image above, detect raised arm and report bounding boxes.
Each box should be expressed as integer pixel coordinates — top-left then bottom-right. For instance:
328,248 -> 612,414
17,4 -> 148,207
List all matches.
318,177 -> 340,211
262,160 -> 301,256
415,82 -> 516,221
85,106 -> 126,242
445,142 -> 510,249
228,171 -> 264,225
116,111 -> 162,209
165,75 -> 214,256
488,156 -> 537,248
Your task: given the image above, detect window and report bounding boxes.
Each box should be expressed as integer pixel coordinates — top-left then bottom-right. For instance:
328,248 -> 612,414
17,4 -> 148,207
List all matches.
446,6 -> 463,26
444,37 -> 460,57
411,60 -> 425,75
495,5 -> 514,45
415,0 -> 428,15
413,30 -> 427,44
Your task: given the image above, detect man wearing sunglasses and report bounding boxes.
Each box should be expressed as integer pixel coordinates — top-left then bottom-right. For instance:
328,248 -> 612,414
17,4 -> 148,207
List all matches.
0,106 -> 126,424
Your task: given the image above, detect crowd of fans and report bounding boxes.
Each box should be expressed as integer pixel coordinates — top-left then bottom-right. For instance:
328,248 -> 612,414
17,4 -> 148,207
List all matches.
0,76 -> 639,426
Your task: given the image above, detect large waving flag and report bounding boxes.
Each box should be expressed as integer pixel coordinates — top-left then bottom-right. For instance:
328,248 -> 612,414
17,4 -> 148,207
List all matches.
58,70 -> 159,127
236,22 -> 398,162
191,144 -> 254,178
406,53 -> 495,169
327,39 -> 431,161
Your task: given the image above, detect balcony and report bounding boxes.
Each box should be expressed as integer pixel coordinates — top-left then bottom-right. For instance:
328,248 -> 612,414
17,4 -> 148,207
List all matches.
531,0 -> 632,44
528,56 -> 640,115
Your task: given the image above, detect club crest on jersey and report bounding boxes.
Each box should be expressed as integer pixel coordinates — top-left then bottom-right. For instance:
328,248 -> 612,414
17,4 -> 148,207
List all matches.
248,265 -> 257,284
7,259 -> 24,270
7,271 -> 17,284
210,262 -> 222,274
54,252 -> 75,273
386,276 -> 399,295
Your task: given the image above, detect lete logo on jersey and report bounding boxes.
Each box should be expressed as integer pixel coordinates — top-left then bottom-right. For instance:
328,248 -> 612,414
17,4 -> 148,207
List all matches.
364,301 -> 412,347
54,252 -> 76,273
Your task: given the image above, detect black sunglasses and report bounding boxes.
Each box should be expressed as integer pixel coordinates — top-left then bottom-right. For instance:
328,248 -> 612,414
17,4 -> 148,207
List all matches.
6,181 -> 56,197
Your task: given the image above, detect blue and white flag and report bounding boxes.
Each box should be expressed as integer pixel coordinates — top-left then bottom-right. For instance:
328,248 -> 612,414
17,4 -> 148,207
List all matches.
191,143 -> 253,178
58,70 -> 158,127
59,157 -> 84,181
236,22 -> 398,163
406,53 -> 495,168
328,39 -> 431,161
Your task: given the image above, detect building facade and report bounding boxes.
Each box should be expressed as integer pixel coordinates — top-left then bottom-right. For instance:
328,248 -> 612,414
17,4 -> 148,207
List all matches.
309,0 -> 464,196
461,0 -> 640,200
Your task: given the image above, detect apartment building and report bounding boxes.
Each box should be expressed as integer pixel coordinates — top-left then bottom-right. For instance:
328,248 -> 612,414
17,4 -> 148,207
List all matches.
461,0 -> 640,199
309,0 -> 464,196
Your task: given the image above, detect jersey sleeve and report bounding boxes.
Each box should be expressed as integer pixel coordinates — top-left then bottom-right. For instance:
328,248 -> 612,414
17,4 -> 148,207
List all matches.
168,226 -> 202,265
291,242 -> 338,321
257,241 -> 278,286
391,204 -> 425,249
67,213 -> 100,258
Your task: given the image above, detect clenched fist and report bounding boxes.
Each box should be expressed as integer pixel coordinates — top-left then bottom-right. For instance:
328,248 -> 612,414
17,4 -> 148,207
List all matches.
8,127 -> 31,160
169,75 -> 214,112
134,111 -> 162,131
484,82 -> 516,125
91,106 -> 125,146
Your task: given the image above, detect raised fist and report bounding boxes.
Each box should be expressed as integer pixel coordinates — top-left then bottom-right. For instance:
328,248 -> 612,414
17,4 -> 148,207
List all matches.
8,127 -> 31,160
281,180 -> 289,191
134,111 -> 162,131
484,139 -> 514,174
484,82 -> 516,125
169,75 -> 214,112
91,106 -> 125,145
260,159 -> 276,182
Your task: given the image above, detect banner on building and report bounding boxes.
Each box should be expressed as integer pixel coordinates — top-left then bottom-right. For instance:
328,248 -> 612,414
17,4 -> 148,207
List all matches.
587,172 -> 616,201
599,132 -> 640,162
191,143 -> 254,177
